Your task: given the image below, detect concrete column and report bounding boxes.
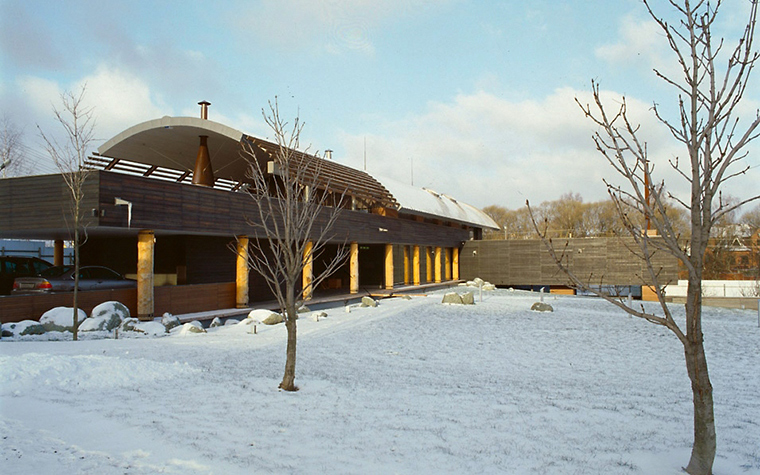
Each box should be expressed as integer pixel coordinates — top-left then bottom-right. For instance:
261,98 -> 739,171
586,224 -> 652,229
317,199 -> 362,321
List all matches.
350,242 -> 359,294
384,243 -> 394,290
434,246 -> 442,283
453,247 -> 460,280
413,245 -> 420,286
426,247 -> 432,283
403,246 -> 410,285
303,241 -> 313,300
53,239 -> 64,266
235,235 -> 249,308
137,230 -> 155,320
445,248 -> 452,281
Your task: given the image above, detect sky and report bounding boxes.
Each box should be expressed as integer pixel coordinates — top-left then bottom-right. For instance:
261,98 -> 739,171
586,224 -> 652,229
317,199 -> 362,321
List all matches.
1,0 -> 759,210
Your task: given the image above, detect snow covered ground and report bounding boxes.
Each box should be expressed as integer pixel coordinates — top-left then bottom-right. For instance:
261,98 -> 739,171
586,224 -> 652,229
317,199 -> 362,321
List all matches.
1,289 -> 759,474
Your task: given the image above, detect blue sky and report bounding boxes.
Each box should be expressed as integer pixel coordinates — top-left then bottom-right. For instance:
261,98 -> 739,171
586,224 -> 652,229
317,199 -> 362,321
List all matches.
1,0 -> 758,210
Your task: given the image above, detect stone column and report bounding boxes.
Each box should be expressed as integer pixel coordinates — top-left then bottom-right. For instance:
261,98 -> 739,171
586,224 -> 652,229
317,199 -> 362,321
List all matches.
412,245 -> 420,286
453,247 -> 460,280
350,242 -> 359,294
434,246 -> 442,283
303,240 -> 313,300
384,243 -> 394,290
53,239 -> 64,266
137,230 -> 155,320
235,235 -> 249,308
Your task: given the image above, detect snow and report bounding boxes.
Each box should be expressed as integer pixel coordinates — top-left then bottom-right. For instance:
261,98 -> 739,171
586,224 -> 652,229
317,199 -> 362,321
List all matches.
1,289 -> 759,474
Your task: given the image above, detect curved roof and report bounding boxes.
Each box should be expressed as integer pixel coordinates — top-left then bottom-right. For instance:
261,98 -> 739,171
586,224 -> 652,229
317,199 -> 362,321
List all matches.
370,174 -> 499,230
97,115 -> 497,230
98,116 -> 250,181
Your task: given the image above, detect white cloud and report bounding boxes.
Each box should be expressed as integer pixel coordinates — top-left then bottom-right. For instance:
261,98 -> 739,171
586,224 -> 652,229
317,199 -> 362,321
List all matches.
336,87 -> 689,210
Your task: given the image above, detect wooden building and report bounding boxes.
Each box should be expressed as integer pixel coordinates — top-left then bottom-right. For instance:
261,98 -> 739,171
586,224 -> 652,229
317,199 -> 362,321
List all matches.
0,103 -> 498,322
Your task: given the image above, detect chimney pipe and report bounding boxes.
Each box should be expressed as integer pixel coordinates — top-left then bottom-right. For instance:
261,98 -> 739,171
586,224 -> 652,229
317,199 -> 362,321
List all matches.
192,135 -> 214,186
198,100 -> 210,120
325,149 -> 333,160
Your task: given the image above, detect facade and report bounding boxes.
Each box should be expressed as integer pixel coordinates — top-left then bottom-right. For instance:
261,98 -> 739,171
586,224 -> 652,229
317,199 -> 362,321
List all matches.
0,104 -> 498,322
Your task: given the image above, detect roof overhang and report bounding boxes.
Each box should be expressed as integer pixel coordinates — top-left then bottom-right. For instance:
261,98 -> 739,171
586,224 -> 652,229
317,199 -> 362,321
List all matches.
97,117 -> 249,182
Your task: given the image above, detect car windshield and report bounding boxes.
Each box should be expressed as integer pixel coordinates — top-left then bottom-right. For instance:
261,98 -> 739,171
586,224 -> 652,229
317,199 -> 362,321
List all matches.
39,266 -> 72,278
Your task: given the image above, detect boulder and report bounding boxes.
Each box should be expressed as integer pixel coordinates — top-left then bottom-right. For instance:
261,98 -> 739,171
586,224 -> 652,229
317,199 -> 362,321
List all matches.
531,302 -> 554,312
20,322 -> 46,336
80,314 -> 122,332
120,317 -> 141,332
40,307 -> 88,333
3,320 -> 47,337
262,313 -> 285,325
361,296 -> 377,307
441,292 -> 463,304
179,322 -> 206,335
483,283 -> 496,291
162,314 -> 181,331
297,305 -> 310,313
460,292 -> 475,305
210,317 -> 222,328
91,301 -> 130,324
224,319 -> 240,326
312,311 -> 328,322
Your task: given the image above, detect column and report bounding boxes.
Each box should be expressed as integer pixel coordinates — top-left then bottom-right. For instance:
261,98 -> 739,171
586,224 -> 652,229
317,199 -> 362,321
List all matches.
235,235 -> 249,308
426,247 -> 432,283
303,240 -> 313,300
403,246 -> 410,285
137,230 -> 155,320
384,243 -> 394,290
434,246 -> 442,283
350,242 -> 359,294
445,248 -> 452,281
53,239 -> 64,266
413,245 -> 420,286
453,247 -> 460,280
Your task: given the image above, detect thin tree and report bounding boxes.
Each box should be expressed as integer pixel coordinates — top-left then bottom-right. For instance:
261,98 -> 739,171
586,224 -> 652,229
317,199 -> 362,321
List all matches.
529,1 -> 759,474
239,99 -> 349,391
38,86 -> 96,341
0,115 -> 28,177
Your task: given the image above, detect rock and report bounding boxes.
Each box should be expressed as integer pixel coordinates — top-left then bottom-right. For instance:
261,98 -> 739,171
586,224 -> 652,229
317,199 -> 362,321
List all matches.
361,296 -> 377,307
120,317 -> 140,332
162,314 -> 181,331
442,292 -> 463,304
483,283 -> 496,291
40,307 -> 88,333
224,319 -> 240,326
531,302 -> 554,312
179,322 -> 207,335
473,277 -> 484,286
91,301 -> 130,326
210,317 -> 222,328
80,315 -> 120,332
3,320 -> 47,337
399,294 -> 412,300
297,305 -> 310,313
312,311 -> 328,322
261,313 -> 285,325
460,292 -> 475,305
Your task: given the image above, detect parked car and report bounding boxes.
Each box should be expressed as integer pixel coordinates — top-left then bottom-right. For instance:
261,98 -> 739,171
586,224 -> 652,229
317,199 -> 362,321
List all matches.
12,265 -> 136,293
0,256 -> 54,295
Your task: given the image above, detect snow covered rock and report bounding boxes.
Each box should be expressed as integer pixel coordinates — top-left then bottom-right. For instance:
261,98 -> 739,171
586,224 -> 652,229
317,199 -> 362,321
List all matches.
179,322 -> 206,335
224,319 -> 240,326
313,311 -> 328,322
91,301 -> 130,323
161,314 -> 181,331
80,301 -> 129,332
2,320 -> 46,337
210,317 -> 222,328
531,302 -> 554,312
361,296 -> 377,307
120,317 -> 140,332
298,305 -> 310,313
262,313 -> 285,325
442,292 -> 463,304
483,283 -> 496,291
40,307 -> 88,332
460,292 -> 475,305
137,321 -> 169,336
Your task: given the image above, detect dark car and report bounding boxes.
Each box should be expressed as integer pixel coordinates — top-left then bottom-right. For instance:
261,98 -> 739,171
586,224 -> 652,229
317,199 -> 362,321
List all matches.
12,265 -> 136,293
0,256 -> 54,295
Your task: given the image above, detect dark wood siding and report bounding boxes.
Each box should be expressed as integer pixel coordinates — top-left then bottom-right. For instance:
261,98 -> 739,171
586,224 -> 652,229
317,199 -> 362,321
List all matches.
460,239 -> 679,286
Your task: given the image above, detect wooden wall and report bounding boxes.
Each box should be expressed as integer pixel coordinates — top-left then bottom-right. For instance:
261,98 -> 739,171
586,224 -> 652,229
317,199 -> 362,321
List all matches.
460,238 -> 679,286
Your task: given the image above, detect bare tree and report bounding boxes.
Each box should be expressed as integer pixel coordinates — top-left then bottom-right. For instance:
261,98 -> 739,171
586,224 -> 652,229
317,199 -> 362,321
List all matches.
38,86 -> 96,341
238,99 -> 349,391
529,1 -> 759,474
0,115 -> 29,177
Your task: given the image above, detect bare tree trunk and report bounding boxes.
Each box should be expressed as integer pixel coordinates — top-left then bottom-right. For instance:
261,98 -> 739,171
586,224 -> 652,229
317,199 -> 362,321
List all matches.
279,282 -> 298,391
684,279 -> 715,475
72,222 -> 80,341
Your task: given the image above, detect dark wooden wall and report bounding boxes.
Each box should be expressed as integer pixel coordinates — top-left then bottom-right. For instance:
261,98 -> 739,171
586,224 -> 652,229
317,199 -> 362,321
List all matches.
460,239 -> 679,286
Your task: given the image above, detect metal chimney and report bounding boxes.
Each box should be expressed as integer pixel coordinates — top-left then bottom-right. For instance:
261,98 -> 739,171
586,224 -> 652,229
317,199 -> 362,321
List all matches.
198,100 -> 210,120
